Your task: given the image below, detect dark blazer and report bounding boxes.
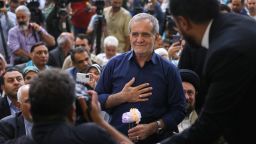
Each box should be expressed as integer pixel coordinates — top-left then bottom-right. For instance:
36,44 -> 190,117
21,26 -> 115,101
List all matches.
162,13 -> 256,144
178,45 -> 208,113
0,96 -> 11,119
47,47 -> 65,68
0,112 -> 26,143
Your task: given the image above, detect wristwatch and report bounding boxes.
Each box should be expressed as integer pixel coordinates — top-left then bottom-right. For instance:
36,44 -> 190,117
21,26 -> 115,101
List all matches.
156,120 -> 163,134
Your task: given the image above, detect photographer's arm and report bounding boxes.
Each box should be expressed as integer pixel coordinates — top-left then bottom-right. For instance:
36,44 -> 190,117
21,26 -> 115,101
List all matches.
79,90 -> 133,144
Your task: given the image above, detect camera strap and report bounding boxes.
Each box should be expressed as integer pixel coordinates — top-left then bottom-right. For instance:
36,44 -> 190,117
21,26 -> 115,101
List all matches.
32,27 -> 39,42
0,20 -> 9,62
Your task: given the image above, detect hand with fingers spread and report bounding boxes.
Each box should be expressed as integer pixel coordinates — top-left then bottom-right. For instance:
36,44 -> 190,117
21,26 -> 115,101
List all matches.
121,77 -> 152,103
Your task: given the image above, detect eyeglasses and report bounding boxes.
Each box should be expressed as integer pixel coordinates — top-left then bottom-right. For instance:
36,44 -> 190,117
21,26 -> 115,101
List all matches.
183,90 -> 195,96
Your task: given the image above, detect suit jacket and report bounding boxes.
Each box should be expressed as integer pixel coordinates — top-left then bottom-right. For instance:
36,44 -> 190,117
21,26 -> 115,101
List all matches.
178,45 -> 208,113
47,47 -> 66,68
0,112 -> 26,143
5,122 -> 116,144
161,13 -> 256,144
0,96 -> 11,119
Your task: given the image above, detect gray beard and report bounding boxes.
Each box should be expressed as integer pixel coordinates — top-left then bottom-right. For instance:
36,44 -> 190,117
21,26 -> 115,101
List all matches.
19,24 -> 29,31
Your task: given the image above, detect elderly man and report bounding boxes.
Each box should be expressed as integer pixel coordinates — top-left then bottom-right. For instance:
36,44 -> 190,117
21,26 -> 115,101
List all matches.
8,5 -> 55,65
96,13 -> 186,143
96,35 -> 119,66
48,32 -> 74,68
0,84 -> 32,143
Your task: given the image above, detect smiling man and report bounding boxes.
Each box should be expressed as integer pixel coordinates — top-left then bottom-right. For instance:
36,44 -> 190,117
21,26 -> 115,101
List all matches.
96,13 -> 186,143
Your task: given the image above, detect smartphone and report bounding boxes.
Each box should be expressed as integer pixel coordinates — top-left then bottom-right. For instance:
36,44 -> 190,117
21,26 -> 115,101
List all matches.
76,73 -> 91,83
171,35 -> 181,44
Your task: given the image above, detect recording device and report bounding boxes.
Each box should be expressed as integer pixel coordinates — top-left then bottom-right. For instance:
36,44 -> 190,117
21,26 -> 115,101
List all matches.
76,72 -> 91,84
26,0 -> 44,25
56,0 -> 69,17
95,0 -> 104,15
0,1 -> 4,8
94,0 -> 105,54
171,35 -> 181,44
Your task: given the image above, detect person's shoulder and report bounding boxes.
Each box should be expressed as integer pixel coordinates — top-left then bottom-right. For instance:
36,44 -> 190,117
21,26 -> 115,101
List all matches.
8,25 -> 19,33
74,123 -> 116,143
120,7 -> 132,16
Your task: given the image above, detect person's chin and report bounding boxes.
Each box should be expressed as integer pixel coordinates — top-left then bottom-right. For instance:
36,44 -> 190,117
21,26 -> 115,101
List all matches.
19,25 -> 29,31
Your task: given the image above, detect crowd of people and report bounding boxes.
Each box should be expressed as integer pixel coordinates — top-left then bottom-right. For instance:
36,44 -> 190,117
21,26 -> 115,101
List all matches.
0,0 -> 256,144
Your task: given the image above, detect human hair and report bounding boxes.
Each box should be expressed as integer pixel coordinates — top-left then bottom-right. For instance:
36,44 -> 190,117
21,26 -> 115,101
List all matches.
17,84 -> 30,103
57,32 -> 74,47
70,47 -> 89,63
30,42 -> 46,53
128,13 -> 159,35
0,67 -> 21,85
169,0 -> 220,24
220,4 -> 231,13
29,68 -> 76,122
15,5 -> 31,16
231,0 -> 244,4
104,35 -> 119,48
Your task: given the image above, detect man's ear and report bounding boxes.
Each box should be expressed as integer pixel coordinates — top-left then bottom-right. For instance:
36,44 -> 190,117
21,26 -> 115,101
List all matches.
176,16 -> 193,31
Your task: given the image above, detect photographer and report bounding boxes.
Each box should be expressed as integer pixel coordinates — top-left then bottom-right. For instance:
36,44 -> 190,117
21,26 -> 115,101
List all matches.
12,68 -> 132,144
46,0 -> 72,41
26,0 -> 44,26
0,0 -> 16,63
8,5 -> 55,65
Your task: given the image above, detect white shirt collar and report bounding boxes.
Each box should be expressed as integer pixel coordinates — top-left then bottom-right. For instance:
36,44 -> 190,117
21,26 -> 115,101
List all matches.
201,20 -> 213,49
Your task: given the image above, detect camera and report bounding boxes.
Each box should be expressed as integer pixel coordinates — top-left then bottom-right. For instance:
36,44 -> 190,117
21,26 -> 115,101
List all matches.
0,1 -> 5,8
76,73 -> 91,84
94,0 -> 104,15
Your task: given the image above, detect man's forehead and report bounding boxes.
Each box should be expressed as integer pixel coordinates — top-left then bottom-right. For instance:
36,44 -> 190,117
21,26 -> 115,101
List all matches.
33,45 -> 48,51
4,71 -> 22,78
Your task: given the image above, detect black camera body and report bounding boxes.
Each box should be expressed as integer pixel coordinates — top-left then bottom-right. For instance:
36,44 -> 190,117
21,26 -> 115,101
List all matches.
0,1 -> 5,8
26,0 -> 44,25
95,0 -> 104,15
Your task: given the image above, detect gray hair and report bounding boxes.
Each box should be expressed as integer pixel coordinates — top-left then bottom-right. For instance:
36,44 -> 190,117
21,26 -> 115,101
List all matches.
104,35 -> 119,48
15,5 -> 31,16
57,32 -> 74,47
128,13 -> 159,35
17,84 -> 30,103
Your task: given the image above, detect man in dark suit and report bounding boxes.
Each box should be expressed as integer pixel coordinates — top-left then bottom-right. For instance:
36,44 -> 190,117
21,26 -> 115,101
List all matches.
0,84 -> 31,143
0,67 -> 24,119
159,0 -> 256,143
